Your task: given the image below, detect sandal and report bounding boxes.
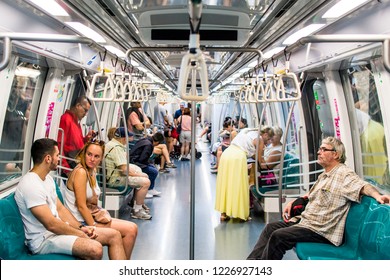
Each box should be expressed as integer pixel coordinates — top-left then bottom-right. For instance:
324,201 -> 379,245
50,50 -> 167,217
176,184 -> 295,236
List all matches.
239,216 -> 252,222
220,213 -> 230,221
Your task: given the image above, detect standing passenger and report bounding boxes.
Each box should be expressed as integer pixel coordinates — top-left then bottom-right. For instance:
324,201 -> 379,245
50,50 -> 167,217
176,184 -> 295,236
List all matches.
58,95 -> 94,175
174,102 -> 186,122
15,138 -> 127,259
154,101 -> 170,129
215,128 -> 268,221
178,107 -> 192,161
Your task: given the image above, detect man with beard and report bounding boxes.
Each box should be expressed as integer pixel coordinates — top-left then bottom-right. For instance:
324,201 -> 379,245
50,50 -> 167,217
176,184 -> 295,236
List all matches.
15,138 -> 127,259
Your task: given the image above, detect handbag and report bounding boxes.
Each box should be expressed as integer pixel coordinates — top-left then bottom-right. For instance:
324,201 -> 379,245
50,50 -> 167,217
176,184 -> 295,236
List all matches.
171,127 -> 179,139
89,206 -> 112,224
176,116 -> 182,135
86,183 -> 112,224
290,196 -> 309,218
258,170 -> 277,187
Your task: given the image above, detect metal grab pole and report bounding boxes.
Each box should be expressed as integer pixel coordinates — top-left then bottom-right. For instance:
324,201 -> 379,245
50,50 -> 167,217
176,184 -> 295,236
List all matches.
189,100 -> 197,260
277,101 -> 296,217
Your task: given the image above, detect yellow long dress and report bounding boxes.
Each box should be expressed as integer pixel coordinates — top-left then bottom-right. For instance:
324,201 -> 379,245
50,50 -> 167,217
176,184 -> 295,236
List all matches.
361,119 -> 386,184
215,144 -> 250,220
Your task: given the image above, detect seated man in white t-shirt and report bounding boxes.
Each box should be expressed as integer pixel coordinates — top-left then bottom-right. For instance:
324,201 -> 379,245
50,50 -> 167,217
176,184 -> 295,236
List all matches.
15,138 -> 126,259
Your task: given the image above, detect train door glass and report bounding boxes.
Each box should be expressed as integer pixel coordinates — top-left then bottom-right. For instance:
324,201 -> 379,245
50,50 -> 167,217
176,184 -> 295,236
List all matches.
345,63 -> 388,192
0,61 -> 47,186
300,77 -> 333,183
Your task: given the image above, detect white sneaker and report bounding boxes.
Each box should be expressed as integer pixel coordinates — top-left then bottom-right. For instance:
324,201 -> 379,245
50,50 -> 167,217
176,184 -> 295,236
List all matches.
131,209 -> 152,220
148,189 -> 162,196
145,192 -> 153,199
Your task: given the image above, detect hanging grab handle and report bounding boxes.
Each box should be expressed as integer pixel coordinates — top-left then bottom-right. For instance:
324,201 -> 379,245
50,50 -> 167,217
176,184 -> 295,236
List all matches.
273,70 -> 301,101
88,62 -> 115,101
177,37 -> 209,101
113,76 -> 125,102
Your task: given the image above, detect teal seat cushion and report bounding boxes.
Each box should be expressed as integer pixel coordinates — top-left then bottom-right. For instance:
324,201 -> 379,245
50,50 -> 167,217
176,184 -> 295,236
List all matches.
0,192 -> 76,260
281,153 -> 300,186
296,196 -> 390,260
0,193 -> 30,259
296,196 -> 371,260
358,201 -> 390,259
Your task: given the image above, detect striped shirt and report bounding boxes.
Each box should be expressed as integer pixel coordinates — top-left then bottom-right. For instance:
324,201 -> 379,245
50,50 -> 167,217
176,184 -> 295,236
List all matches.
294,163 -> 366,246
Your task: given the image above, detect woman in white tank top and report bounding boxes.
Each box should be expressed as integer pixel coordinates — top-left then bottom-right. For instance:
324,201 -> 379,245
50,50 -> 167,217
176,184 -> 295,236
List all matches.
63,140 -> 138,259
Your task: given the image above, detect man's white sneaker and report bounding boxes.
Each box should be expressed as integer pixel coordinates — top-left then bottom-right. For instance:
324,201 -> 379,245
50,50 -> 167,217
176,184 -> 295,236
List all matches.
131,209 -> 152,220
148,189 -> 162,196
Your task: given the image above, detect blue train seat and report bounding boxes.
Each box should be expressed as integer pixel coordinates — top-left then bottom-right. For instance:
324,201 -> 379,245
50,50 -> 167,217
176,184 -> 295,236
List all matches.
251,152 -> 300,197
296,196 -> 390,260
0,182 -> 76,260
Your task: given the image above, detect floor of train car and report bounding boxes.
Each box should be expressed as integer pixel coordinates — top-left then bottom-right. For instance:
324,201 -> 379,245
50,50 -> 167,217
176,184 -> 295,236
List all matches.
115,137 -> 298,260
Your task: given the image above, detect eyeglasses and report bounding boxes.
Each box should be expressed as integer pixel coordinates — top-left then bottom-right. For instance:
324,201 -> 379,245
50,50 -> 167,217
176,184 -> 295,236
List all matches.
89,138 -> 105,146
318,147 -> 335,153
79,104 -> 89,113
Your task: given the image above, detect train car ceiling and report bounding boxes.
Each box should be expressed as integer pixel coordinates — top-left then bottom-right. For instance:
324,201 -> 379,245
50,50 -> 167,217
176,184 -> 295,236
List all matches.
1,0 -> 388,92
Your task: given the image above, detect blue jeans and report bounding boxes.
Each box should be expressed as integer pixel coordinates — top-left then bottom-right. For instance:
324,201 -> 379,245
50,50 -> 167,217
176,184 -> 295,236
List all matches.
142,164 -> 158,190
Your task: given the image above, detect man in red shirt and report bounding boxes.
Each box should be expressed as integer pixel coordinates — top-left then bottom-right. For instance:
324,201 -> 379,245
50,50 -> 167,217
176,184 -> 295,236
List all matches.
57,95 -> 93,176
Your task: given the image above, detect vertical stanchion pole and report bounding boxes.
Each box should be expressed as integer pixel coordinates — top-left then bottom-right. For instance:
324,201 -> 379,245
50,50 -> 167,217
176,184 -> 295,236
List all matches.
189,100 -> 197,260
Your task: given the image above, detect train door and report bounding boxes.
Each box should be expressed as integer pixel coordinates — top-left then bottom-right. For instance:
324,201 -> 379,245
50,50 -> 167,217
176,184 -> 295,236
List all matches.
300,74 -> 336,185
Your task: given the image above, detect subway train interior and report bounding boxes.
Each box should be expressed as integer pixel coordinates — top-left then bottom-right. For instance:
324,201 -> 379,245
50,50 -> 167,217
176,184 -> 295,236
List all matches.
0,0 -> 390,261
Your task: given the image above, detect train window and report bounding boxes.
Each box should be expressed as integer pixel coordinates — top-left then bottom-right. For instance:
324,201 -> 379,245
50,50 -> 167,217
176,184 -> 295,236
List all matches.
346,63 -> 388,193
0,61 -> 47,187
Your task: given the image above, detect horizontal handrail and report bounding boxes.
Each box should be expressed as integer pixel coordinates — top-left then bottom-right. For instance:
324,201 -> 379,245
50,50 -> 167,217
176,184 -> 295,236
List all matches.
241,34 -> 390,78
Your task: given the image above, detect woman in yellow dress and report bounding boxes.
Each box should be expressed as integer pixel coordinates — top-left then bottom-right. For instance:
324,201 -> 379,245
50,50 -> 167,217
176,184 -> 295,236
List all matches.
215,127 -> 273,221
